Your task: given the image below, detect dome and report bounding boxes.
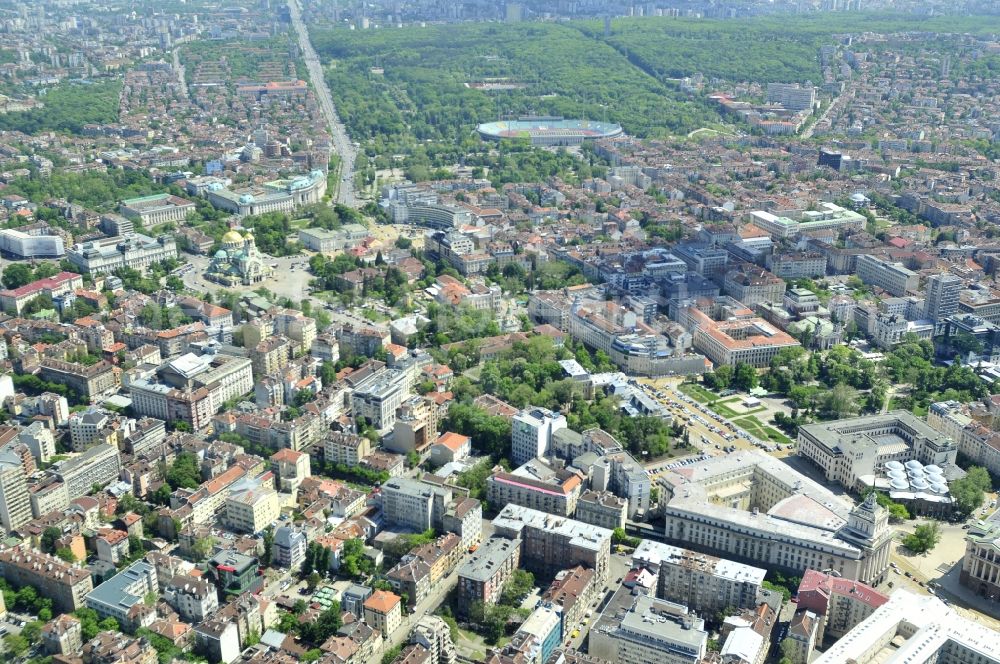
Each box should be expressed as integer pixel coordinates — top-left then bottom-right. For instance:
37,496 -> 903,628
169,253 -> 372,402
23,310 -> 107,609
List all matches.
890,478 -> 909,491
243,232 -> 255,243
885,460 -> 904,471
214,249 -> 228,259
207,182 -> 224,191
238,193 -> 256,205
905,460 -> 923,471
930,483 -> 948,494
924,464 -> 943,475
222,230 -> 245,244
910,478 -> 929,491
887,470 -> 907,481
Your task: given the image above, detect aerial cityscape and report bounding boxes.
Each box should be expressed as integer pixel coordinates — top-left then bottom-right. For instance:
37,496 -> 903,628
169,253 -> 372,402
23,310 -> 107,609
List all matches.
0,1 -> 997,664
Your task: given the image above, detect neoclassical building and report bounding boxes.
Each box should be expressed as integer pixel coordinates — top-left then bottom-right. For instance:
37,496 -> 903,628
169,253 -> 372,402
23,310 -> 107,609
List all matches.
205,230 -> 273,286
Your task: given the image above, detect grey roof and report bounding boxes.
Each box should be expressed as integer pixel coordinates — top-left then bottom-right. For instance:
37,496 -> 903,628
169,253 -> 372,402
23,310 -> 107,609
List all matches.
457,536 -> 521,582
86,559 -> 153,611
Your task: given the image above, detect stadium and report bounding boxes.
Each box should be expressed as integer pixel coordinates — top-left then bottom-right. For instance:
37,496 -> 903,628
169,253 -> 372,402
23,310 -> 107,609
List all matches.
477,116 -> 624,146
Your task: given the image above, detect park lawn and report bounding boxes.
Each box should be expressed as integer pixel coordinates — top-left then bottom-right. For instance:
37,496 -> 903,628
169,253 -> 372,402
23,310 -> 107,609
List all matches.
679,383 -> 719,403
735,415 -> 793,445
711,402 -> 741,418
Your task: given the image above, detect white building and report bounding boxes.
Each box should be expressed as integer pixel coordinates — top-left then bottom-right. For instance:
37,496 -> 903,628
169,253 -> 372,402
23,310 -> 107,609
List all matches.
0,229 -> 64,258
659,452 -> 893,585
67,234 -> 178,275
811,590 -> 1000,664
511,407 -> 567,466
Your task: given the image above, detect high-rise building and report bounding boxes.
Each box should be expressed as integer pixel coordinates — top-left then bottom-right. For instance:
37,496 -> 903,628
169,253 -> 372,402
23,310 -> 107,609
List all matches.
0,450 -> 29,533
924,273 -> 962,322
511,407 -> 567,466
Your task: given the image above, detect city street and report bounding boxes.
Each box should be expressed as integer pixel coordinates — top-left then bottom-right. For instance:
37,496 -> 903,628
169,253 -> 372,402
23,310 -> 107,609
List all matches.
287,0 -> 358,207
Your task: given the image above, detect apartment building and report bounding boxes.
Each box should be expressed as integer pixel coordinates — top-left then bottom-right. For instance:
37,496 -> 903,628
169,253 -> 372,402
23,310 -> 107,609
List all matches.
633,540 -> 765,616
574,490 -> 627,530
165,573 -> 219,623
55,443 -> 121,500
456,537 -> 521,614
487,458 -> 583,517
0,546 -> 94,612
224,478 -> 279,534
38,358 -> 118,403
492,504 -> 613,584
390,395 -> 440,455
590,588 -> 708,664
796,569 -> 888,641
270,448 -> 310,493
85,559 -> 158,631
249,336 -> 290,378
0,450 -> 30,533
363,590 -> 402,638
325,432 -> 371,468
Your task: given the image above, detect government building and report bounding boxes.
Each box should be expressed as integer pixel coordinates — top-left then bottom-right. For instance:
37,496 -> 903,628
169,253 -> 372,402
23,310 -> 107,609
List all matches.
659,451 -> 892,585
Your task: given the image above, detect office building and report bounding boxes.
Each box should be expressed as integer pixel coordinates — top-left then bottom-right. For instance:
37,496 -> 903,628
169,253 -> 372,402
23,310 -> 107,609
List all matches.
511,407 -> 567,466
85,559 -> 158,631
492,504 -> 613,584
811,590 -> 1000,664
204,171 -> 327,218
271,526 -> 307,570
457,537 -> 521,613
659,452 -> 892,585
797,411 -> 958,491
351,369 -> 411,434
128,352 -> 254,431
0,546 -> 93,612
766,82 -> 817,110
590,588 -> 708,664
856,255 -> 919,297
206,551 -> 263,597
67,234 -> 178,275
0,228 -> 65,258
924,272 -> 962,322
632,540 -> 765,616
723,264 -> 785,307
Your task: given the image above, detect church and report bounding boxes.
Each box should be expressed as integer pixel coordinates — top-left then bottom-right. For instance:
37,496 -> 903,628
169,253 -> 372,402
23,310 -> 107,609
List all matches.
205,229 -> 273,286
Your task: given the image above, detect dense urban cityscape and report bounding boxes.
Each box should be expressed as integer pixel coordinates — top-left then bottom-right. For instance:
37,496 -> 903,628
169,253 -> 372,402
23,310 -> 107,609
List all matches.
0,1 -> 996,664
